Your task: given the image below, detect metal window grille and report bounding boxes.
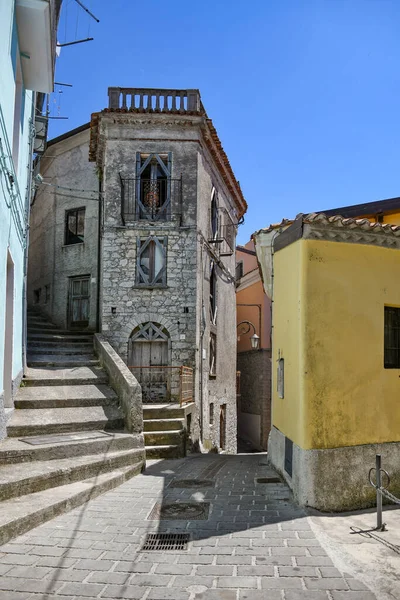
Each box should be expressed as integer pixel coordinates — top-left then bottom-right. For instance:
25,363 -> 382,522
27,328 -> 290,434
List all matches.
384,306 -> 400,368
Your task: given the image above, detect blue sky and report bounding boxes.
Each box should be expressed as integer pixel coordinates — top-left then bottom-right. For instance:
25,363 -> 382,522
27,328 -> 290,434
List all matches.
51,0 -> 400,244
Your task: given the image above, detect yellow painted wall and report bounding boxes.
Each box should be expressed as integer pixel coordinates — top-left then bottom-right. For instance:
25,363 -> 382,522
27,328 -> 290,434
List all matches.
365,211 -> 400,225
272,240 -> 306,447
303,239 -> 400,449
273,237 -> 400,450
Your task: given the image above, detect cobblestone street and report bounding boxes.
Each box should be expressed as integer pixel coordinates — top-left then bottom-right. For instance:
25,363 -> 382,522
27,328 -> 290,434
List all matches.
0,454 -> 378,600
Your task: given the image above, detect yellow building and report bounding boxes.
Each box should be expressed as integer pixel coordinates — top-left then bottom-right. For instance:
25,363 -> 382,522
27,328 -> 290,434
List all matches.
254,211 -> 400,511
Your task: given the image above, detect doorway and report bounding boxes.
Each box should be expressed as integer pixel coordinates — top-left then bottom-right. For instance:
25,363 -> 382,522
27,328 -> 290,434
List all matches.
3,251 -> 14,408
68,276 -> 90,329
128,322 -> 170,403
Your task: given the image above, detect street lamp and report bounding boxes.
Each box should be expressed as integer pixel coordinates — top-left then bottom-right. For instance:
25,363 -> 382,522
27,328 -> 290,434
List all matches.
237,320 -> 260,351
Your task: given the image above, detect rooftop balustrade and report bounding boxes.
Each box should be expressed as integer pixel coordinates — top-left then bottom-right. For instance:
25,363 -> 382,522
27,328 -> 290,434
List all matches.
108,87 -> 203,114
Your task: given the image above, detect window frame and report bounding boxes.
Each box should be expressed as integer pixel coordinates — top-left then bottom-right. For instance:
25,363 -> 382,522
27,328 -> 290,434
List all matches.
209,332 -> 217,378
136,235 -> 167,288
135,152 -> 172,221
384,306 -> 400,368
65,207 -> 86,245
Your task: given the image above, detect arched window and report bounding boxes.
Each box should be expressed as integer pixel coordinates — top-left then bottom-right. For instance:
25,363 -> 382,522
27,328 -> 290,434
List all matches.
210,187 -> 218,239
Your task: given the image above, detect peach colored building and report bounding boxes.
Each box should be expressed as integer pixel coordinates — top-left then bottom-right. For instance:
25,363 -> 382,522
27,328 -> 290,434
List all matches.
236,240 -> 271,450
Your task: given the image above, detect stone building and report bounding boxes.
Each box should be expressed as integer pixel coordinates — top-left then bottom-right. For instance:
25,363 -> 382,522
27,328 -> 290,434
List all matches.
28,124 -> 99,332
28,87 -> 247,453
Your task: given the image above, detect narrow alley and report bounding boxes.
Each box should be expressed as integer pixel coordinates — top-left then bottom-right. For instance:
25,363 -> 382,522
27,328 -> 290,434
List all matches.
0,454 -> 384,600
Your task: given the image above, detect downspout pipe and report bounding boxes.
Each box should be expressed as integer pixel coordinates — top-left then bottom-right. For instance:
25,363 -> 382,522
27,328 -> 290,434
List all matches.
96,169 -> 102,332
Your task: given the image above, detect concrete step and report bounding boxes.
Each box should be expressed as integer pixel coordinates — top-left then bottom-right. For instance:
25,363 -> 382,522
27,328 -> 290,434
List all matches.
15,384 -> 118,409
145,445 -> 182,459
27,345 -> 94,355
22,366 -> 108,386
144,430 -> 184,446
7,406 -> 125,437
27,355 -> 98,368
144,418 -> 184,432
0,431 -> 139,465
0,463 -> 143,545
0,448 -> 145,501
143,404 -> 185,420
28,333 -> 93,343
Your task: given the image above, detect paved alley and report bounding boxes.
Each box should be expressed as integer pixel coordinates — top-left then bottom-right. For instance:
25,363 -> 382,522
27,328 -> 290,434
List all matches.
0,454 -> 378,600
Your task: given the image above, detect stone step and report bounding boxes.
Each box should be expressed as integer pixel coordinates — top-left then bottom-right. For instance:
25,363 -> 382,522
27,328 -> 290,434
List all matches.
27,355 -> 98,368
0,448 -> 145,501
0,464 -> 142,546
0,431 -> 139,464
22,366 -> 108,387
144,430 -> 184,446
28,333 -> 93,343
28,339 -> 93,348
145,445 -> 182,459
15,384 -> 118,409
143,418 -> 185,432
27,321 -> 58,329
142,404 -> 185,420
27,345 -> 94,355
28,327 -> 91,335
7,406 -> 124,437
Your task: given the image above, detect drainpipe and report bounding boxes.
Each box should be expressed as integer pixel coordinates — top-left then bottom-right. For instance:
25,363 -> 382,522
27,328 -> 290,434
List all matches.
96,168 -> 102,332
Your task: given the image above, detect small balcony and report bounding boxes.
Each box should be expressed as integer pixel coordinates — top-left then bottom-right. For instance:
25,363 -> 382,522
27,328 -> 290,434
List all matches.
120,177 -> 182,223
208,209 -> 236,257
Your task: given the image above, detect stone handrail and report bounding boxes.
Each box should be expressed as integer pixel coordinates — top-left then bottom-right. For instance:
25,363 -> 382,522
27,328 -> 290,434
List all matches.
93,334 -> 143,433
108,87 -> 202,113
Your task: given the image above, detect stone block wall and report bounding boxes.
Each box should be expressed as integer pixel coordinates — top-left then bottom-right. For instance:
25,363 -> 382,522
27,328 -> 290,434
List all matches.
237,349 -> 271,450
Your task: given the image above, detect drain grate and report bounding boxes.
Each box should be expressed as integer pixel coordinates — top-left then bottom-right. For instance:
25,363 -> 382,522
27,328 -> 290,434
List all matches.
169,479 -> 214,489
141,533 -> 190,551
256,477 -> 281,484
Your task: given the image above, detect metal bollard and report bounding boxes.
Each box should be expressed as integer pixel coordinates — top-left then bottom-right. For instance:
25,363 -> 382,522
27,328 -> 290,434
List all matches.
376,454 -> 383,530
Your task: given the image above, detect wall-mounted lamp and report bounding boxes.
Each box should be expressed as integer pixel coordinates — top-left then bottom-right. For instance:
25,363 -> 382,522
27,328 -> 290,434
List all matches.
237,320 -> 260,351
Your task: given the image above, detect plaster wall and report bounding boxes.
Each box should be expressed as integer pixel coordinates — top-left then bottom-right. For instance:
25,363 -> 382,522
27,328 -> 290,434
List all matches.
28,129 -> 99,330
303,239 -> 400,449
271,240 -> 305,448
0,1 -> 35,437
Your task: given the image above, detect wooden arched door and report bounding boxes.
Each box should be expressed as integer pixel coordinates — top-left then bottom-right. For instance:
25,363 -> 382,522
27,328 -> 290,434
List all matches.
128,322 -> 170,403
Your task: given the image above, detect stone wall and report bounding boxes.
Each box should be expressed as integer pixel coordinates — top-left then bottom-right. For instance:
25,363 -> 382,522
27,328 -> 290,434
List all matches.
237,349 -> 271,450
97,113 -> 239,453
28,128 -> 99,330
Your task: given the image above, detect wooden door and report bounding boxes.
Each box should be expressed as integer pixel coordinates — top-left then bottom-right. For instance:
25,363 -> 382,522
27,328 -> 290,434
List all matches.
129,322 -> 170,403
69,277 -> 90,329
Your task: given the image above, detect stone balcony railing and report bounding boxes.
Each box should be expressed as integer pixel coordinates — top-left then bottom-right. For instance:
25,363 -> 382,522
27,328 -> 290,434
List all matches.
108,87 -> 204,114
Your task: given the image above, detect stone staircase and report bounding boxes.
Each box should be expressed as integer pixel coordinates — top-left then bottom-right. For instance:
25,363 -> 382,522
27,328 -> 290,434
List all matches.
0,310 -> 145,545
143,404 -> 188,459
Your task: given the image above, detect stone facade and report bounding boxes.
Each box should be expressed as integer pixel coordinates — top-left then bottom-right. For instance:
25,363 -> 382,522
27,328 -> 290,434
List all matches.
28,88 -> 247,453
28,126 -> 99,330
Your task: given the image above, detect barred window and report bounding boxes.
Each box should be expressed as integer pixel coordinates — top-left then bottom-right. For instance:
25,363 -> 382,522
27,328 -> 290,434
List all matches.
384,306 -> 400,368
136,236 -> 167,287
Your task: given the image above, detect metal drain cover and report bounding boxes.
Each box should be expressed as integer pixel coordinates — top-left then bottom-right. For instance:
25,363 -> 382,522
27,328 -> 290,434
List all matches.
169,479 -> 214,489
256,477 -> 281,484
141,533 -> 190,551
148,502 -> 210,520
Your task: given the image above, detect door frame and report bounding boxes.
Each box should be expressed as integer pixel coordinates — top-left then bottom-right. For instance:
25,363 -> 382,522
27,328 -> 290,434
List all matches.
67,275 -> 91,330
